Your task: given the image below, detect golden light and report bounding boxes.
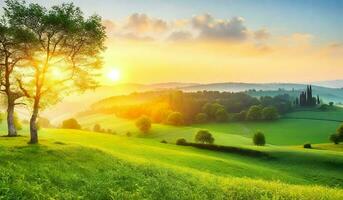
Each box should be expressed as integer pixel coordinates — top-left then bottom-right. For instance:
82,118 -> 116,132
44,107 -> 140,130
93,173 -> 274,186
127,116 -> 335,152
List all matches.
107,68 -> 121,81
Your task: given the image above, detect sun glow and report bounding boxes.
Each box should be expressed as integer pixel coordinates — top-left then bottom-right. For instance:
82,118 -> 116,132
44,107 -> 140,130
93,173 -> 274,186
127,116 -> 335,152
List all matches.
107,68 -> 121,81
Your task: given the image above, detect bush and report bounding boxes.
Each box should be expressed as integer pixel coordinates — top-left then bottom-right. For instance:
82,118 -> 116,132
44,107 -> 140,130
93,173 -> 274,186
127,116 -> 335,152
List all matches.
135,116 -> 152,133
160,140 -> 167,144
61,118 -> 81,129
13,113 -> 22,131
329,102 -> 334,106
215,108 -> 228,122
195,113 -> 208,123
253,132 -> 265,146
37,117 -> 52,128
176,138 -> 187,145
330,134 -> 340,144
262,106 -> 279,120
319,104 -> 329,111
246,105 -> 263,121
232,110 -> 247,121
93,124 -> 101,132
126,131 -> 132,137
195,130 -> 214,144
166,112 -> 184,126
303,143 -> 312,149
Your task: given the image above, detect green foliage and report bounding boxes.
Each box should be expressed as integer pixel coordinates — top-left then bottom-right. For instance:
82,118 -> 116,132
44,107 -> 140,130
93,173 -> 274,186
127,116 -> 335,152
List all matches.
303,143 -> 312,149
337,124 -> 343,139
61,118 -> 81,129
232,110 -> 247,121
195,130 -> 214,144
253,132 -> 266,146
202,102 -> 225,120
215,108 -> 228,122
176,138 -> 187,145
195,113 -> 208,123
166,112 -> 184,126
135,116 -> 152,133
262,106 -> 279,120
329,134 -> 340,145
246,105 -> 263,121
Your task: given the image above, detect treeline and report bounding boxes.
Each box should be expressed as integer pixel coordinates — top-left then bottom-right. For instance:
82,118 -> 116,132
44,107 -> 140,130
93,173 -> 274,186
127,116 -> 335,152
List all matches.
88,90 -> 293,125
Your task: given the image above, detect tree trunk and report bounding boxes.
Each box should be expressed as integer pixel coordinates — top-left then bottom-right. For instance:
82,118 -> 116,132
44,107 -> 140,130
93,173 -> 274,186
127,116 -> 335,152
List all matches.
7,99 -> 17,137
29,99 -> 39,144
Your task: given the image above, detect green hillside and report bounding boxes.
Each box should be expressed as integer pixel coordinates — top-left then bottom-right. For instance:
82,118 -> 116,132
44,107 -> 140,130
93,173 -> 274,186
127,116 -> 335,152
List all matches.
1,129 -> 343,199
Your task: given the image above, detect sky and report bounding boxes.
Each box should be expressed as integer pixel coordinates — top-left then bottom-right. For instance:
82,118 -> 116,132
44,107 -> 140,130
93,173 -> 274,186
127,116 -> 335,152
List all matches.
1,0 -> 342,84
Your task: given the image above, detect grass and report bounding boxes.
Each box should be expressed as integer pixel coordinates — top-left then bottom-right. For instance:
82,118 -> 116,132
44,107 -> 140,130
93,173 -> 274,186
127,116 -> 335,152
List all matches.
1,132 -> 343,199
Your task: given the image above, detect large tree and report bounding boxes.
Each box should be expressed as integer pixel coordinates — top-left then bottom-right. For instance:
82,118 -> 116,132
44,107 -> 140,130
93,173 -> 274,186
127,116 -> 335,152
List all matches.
5,0 -> 106,143
0,16 -> 36,137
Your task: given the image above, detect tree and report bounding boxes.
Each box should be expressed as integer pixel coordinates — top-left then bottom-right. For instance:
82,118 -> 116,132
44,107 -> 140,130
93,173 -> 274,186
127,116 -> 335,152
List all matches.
195,113 -> 208,123
5,0 -> 106,143
62,118 -> 81,129
37,117 -> 52,128
336,124 -> 343,139
176,138 -> 187,145
215,108 -> 228,122
246,105 -> 263,121
0,14 -> 36,137
195,130 -> 214,144
202,102 -> 224,120
253,132 -> 265,146
93,124 -> 101,132
262,106 -> 279,120
232,110 -> 247,121
166,112 -> 184,126
329,134 -> 340,145
135,116 -> 151,133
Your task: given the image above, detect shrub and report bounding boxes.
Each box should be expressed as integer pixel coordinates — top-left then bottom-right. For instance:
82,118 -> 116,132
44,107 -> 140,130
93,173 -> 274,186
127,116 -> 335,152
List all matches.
329,102 -> 334,106
166,112 -> 184,126
176,138 -> 187,145
126,131 -> 132,137
37,117 -> 52,128
215,108 -> 228,122
319,104 -> 329,111
61,118 -> 81,129
160,140 -> 167,144
93,124 -> 101,132
195,113 -> 208,123
262,106 -> 279,120
195,130 -> 214,144
135,116 -> 152,133
303,143 -> 312,149
13,113 -> 22,131
246,105 -> 263,121
253,132 -> 266,146
232,110 -> 247,121
330,134 -> 340,144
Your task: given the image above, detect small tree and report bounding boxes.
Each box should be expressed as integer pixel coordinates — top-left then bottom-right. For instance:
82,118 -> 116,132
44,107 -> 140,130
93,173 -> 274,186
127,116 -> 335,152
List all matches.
135,116 -> 151,133
253,132 -> 265,146
262,106 -> 279,120
246,105 -> 263,121
195,130 -> 214,144
195,113 -> 208,123
176,138 -> 187,145
93,124 -> 101,132
330,134 -> 340,145
215,108 -> 228,122
166,112 -> 184,126
61,118 -> 81,129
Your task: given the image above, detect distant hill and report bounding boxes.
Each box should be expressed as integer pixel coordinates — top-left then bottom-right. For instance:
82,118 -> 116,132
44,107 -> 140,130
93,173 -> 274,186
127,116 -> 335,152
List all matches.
42,81 -> 343,123
311,80 -> 343,88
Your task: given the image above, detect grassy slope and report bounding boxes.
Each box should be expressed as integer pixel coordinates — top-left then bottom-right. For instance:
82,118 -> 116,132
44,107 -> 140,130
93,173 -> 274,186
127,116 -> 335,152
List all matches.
1,131 -> 343,199
78,111 -> 340,146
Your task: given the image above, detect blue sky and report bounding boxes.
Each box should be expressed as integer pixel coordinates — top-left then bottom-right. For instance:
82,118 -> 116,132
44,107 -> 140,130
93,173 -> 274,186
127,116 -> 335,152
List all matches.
0,0 -> 341,44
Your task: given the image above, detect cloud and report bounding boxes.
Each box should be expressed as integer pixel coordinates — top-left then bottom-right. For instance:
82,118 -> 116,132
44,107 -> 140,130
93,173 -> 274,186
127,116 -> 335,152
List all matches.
102,19 -> 117,33
125,13 -> 168,33
168,31 -> 193,41
191,14 -> 248,41
254,29 -> 270,40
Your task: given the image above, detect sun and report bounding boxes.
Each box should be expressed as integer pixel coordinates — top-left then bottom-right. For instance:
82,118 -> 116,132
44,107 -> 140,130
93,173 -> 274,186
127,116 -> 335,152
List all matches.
107,69 -> 121,81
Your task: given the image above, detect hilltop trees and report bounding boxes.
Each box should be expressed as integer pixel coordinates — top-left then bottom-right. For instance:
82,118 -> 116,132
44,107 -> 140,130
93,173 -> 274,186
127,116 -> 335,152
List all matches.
295,85 -> 320,107
135,116 -> 151,133
4,0 -> 106,143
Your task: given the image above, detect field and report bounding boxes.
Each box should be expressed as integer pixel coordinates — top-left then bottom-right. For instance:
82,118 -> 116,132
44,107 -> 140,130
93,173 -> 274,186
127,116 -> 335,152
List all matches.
1,109 -> 343,199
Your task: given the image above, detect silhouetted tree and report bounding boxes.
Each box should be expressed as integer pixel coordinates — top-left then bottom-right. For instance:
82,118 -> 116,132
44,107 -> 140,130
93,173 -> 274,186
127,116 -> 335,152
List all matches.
253,132 -> 265,146
195,130 -> 214,144
135,116 -> 151,133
